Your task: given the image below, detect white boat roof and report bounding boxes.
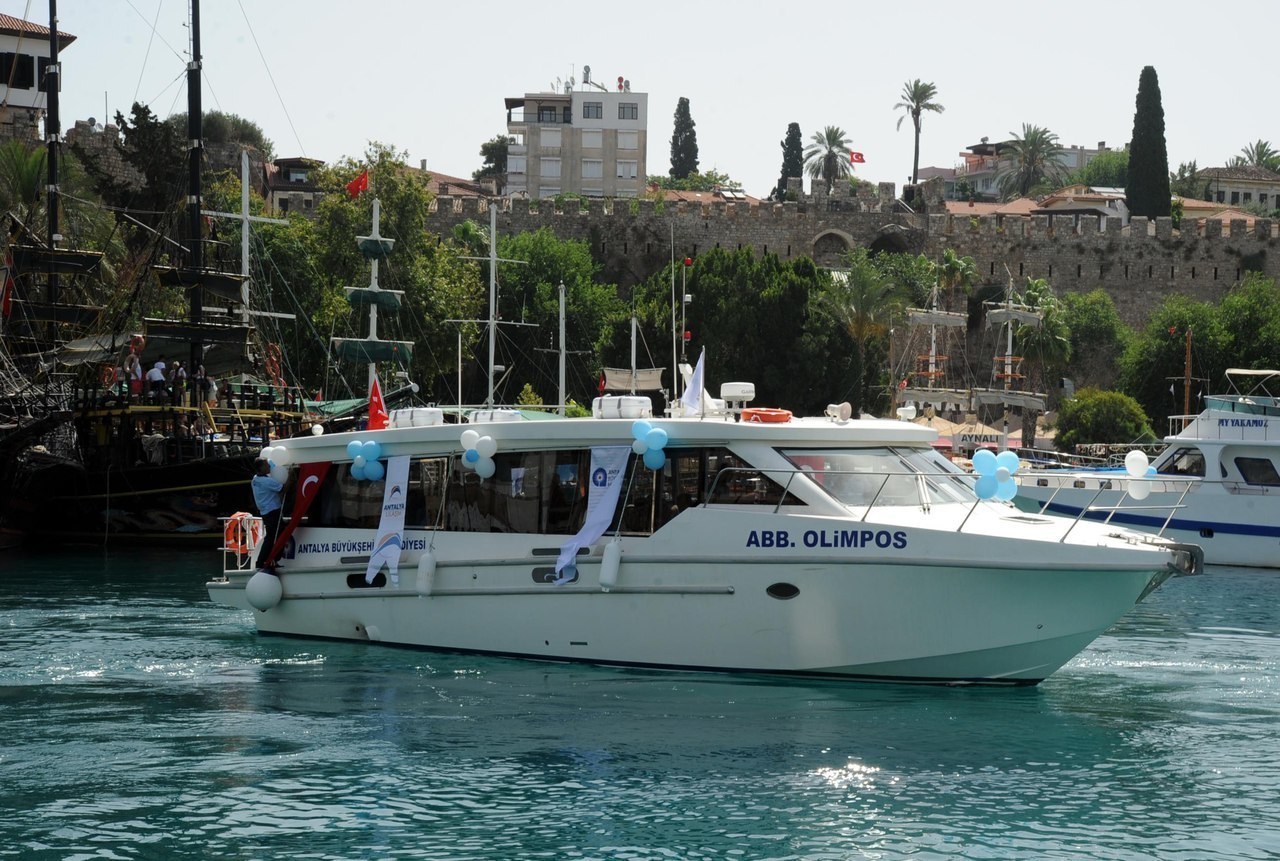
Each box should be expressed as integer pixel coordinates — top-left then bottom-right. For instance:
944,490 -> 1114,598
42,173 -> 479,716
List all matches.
279,415 -> 940,464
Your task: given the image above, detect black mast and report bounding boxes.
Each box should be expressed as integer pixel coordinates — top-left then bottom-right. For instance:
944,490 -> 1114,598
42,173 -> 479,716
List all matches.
186,0 -> 203,374
45,0 -> 59,305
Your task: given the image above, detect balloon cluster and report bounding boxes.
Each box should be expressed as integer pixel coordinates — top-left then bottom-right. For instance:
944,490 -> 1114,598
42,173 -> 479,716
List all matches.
972,449 -> 1020,501
631,420 -> 669,470
345,438 -> 385,481
259,444 -> 291,483
460,429 -> 498,479
1124,449 -> 1151,500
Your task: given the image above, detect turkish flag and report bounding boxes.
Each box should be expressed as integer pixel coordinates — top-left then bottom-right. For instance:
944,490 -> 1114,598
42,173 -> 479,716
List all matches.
597,371 -> 606,395
262,460 -> 332,568
850,152 -> 866,163
368,373 -> 389,430
346,169 -> 369,199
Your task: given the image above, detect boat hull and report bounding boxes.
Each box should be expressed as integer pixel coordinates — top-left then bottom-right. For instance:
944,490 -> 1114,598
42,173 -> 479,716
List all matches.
209,533 -> 1175,685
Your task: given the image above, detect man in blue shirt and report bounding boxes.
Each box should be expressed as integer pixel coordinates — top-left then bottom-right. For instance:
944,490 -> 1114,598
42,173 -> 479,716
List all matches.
252,458 -> 290,571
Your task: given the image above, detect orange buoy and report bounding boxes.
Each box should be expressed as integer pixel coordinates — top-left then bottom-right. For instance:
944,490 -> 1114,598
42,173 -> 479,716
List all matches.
741,407 -> 793,423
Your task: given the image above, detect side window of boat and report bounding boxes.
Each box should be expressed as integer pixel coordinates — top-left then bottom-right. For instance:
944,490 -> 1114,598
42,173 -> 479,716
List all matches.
1157,447 -> 1205,477
404,457 -> 448,528
443,450 -> 590,534
309,463 -> 382,528
1234,456 -> 1280,486
704,449 -> 791,506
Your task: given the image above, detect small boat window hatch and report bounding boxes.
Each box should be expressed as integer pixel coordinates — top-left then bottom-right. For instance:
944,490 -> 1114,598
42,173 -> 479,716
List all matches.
766,582 -> 800,600
347,572 -> 387,589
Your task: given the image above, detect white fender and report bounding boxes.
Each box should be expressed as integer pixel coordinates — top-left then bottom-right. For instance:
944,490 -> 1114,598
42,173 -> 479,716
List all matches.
245,570 -> 283,612
599,540 -> 622,592
416,550 -> 437,596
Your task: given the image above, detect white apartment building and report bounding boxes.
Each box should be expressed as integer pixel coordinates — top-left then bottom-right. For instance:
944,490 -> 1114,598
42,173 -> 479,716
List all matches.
504,78 -> 648,199
0,12 -> 75,140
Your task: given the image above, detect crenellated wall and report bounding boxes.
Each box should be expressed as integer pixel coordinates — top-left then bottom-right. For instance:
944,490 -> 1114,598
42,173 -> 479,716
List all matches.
422,183 -> 1280,327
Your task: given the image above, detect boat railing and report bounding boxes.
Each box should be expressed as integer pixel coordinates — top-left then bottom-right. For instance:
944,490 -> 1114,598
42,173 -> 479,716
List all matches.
220,514 -> 264,575
1030,474 -> 1198,543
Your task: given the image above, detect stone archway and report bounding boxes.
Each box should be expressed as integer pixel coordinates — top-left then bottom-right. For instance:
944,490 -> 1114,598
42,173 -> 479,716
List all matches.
868,224 -> 914,256
811,229 -> 854,268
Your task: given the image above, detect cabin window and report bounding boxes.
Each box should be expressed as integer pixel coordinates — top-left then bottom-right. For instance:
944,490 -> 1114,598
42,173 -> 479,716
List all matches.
780,447 -> 970,506
1157,447 -> 1206,478
703,450 -> 792,507
444,450 -> 589,535
1234,456 -> 1280,486
309,464 -> 385,528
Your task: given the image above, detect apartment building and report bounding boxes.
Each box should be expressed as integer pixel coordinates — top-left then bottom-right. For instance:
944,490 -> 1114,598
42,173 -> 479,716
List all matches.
504,76 -> 647,199
0,12 -> 75,142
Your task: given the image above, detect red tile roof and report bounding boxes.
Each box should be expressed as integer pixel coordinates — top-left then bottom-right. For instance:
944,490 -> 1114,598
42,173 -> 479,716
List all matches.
0,13 -> 75,45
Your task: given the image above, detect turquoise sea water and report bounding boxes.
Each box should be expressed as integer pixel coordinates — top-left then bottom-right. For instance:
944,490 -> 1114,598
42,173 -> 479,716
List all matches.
2,549 -> 1279,860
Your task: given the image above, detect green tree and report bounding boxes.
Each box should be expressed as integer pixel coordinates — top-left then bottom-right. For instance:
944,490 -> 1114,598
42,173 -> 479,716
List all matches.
937,248 -> 976,312
166,110 -> 274,158
1067,149 -> 1129,188
669,97 -> 699,180
1118,295 -> 1231,428
1059,289 -> 1131,389
1014,277 -> 1072,446
894,79 -> 945,185
1125,66 -> 1171,218
0,139 -> 45,229
872,252 -> 936,309
472,135 -> 514,194
1169,160 -> 1203,199
821,248 -> 907,414
1228,139 -> 1280,172
777,122 -> 804,199
997,124 -> 1066,200
1054,388 -> 1155,452
646,168 -> 741,192
804,125 -> 853,193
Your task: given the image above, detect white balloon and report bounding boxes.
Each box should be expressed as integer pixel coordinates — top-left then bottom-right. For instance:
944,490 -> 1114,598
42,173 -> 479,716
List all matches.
353,455 -> 367,469
632,439 -> 648,455
475,435 -> 498,458
995,466 -> 1010,483
271,447 -> 292,466
311,424 -> 325,436
269,464 -> 288,484
1125,449 -> 1149,479
475,455 -> 496,479
460,429 -> 480,449
1128,478 -> 1151,500
258,445 -> 273,460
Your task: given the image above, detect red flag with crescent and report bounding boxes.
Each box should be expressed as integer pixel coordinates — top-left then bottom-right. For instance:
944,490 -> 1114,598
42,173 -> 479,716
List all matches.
262,460 -> 332,568
368,374 -> 389,430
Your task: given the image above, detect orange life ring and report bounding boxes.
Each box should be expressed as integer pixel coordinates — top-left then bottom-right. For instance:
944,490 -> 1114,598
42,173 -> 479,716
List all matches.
223,511 -> 263,554
100,364 -> 116,386
129,334 -> 146,354
742,407 -> 793,424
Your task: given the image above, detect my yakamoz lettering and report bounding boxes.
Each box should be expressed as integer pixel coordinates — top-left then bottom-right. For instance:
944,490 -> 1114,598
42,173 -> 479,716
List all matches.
1219,418 -> 1269,428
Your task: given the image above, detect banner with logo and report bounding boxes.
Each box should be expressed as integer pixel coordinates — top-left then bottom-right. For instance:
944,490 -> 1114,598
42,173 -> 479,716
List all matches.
366,455 -> 411,584
555,446 -> 630,580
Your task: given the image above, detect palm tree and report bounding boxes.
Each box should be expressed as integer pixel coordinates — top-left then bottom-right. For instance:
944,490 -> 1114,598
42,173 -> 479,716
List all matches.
1014,277 -> 1071,448
804,126 -> 853,193
996,124 -> 1066,201
0,139 -> 47,228
1228,139 -> 1280,173
895,79 -> 945,185
821,249 -> 904,414
937,248 -> 976,313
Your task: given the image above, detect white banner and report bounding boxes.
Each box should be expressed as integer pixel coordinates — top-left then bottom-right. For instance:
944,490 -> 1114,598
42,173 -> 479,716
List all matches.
555,446 -> 630,580
366,455 -> 411,585
681,348 -> 705,416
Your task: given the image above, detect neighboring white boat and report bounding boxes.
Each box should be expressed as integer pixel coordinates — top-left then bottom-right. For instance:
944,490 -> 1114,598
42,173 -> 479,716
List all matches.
1017,368 -> 1280,568
208,394 -> 1201,686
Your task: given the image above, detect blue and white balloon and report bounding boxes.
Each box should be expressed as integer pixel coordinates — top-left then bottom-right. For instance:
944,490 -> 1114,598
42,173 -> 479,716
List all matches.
630,419 -> 670,470
365,459 -> 386,481
973,449 -> 1019,500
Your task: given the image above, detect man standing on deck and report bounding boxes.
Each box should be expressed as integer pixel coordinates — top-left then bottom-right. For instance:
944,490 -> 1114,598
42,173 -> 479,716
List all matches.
252,458 -> 291,572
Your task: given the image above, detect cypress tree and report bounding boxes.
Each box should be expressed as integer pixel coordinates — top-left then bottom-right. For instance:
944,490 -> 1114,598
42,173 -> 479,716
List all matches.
777,122 -> 803,199
1125,66 -> 1171,218
669,97 -> 698,180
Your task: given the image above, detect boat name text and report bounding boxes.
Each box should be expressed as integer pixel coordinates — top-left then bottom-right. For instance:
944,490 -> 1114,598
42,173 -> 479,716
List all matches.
747,529 -> 907,549
1218,418 -> 1270,428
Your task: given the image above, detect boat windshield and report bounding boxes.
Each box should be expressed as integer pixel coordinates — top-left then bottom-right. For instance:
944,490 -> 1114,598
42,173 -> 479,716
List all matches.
779,447 -> 975,507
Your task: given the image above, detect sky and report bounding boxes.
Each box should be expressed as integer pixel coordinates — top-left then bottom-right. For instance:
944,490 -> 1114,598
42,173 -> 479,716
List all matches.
18,0 -> 1280,198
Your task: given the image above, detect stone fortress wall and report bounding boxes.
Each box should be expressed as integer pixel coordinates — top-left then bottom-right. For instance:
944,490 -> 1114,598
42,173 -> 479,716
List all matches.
423,176 -> 1279,327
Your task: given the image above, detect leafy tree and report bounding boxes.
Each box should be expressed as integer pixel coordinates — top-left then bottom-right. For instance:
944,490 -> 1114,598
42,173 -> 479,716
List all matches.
472,135 -> 514,194
872,253 -> 935,309
669,97 -> 699,180
996,124 -> 1066,200
646,168 -> 741,192
1066,149 -> 1129,188
166,110 -> 274,158
0,139 -> 46,230
1228,139 -> 1280,172
777,122 -> 804,199
894,79 -> 945,185
804,125 -> 853,193
1059,289 -> 1131,389
1169,160 -> 1203,199
1054,388 -> 1155,452
1217,273 -> 1280,371
821,248 -> 907,414
1125,66 -> 1171,218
